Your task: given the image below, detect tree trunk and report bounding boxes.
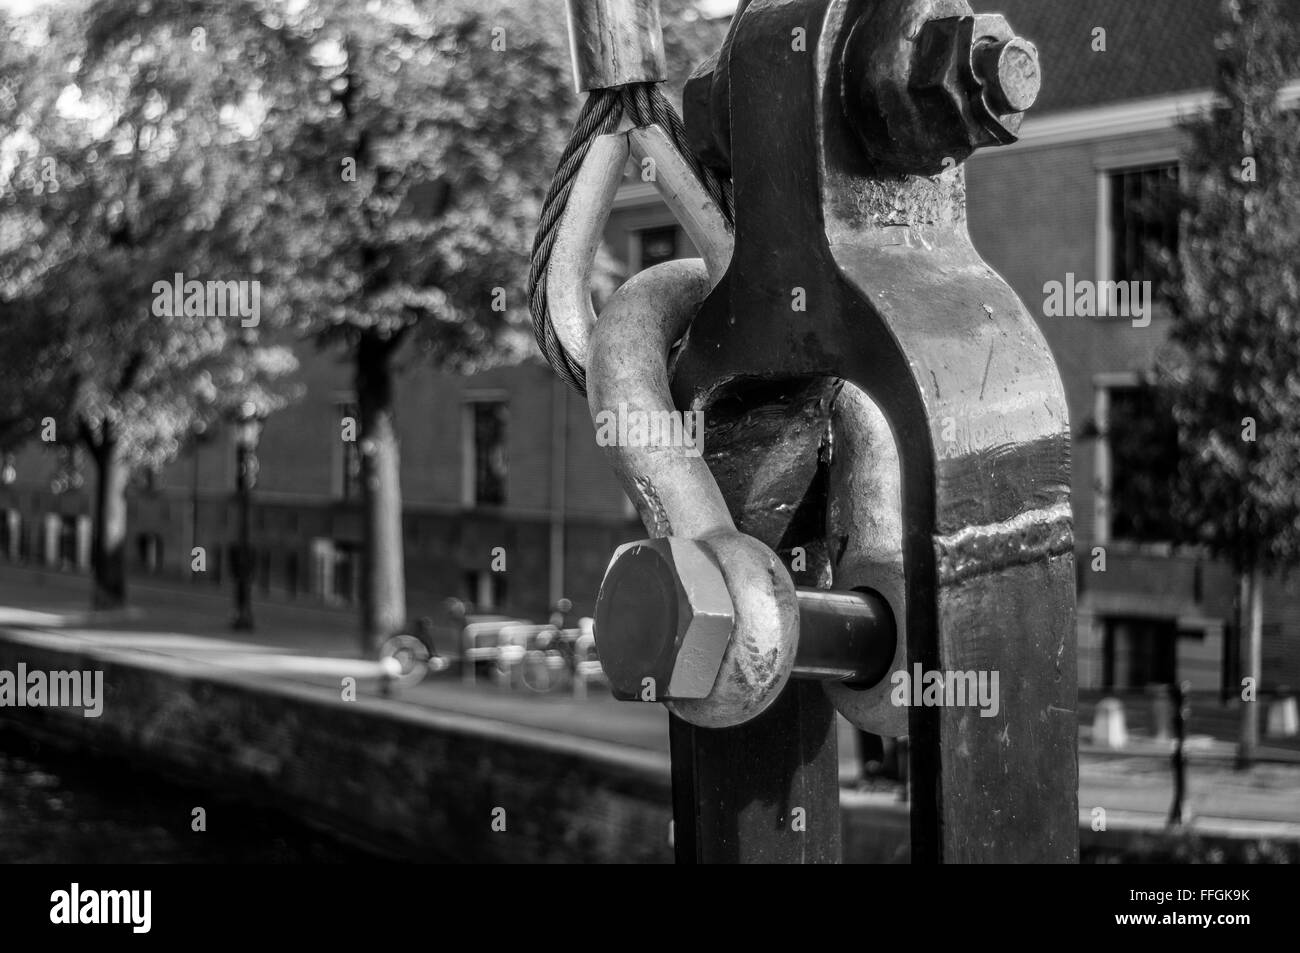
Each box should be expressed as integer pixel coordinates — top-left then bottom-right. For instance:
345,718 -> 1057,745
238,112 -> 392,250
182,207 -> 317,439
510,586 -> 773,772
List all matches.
1238,565 -> 1264,768
91,430 -> 129,611
356,331 -> 406,656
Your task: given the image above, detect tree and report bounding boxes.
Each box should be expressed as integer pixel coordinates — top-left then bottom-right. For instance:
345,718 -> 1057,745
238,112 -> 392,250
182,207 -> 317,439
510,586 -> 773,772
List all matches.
0,0 -> 297,609
247,0 -> 727,654
241,0 -> 575,654
0,9 -> 77,449
60,0 -> 728,648
1157,0 -> 1300,766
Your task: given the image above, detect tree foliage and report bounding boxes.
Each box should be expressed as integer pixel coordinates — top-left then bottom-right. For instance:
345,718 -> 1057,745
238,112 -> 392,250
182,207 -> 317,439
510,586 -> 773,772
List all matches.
1,0 -> 298,605
3,0 -> 297,466
1158,0 -> 1300,575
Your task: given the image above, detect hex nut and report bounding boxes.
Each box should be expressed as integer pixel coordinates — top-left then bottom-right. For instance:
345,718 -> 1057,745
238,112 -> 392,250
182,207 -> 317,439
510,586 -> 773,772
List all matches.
911,14 -> 1038,153
847,8 -> 1039,176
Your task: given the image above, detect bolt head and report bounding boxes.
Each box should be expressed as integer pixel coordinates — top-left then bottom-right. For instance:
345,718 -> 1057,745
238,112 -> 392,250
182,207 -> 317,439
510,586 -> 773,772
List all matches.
975,36 -> 1040,115
593,537 -> 734,702
906,14 -> 1038,166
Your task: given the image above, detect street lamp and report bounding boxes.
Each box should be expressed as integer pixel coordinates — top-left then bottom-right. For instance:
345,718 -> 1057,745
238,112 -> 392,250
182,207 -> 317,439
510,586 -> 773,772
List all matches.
230,400 -> 266,631
189,420 -> 210,576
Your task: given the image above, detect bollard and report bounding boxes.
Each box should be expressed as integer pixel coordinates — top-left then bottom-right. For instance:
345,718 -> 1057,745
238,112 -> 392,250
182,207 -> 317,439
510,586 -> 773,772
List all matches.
1093,698 -> 1128,749
1267,687 -> 1299,738
1149,683 -> 1174,742
540,0 -> 1074,864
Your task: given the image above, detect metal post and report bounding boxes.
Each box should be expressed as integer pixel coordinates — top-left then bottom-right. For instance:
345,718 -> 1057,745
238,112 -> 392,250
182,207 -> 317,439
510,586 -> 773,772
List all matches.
233,439 -> 254,631
548,0 -> 1074,864
669,0 -> 1075,863
549,376 -> 568,607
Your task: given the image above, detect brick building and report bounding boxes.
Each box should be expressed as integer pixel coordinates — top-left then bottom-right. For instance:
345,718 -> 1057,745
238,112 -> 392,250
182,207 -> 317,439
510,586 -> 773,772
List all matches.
2,0 -> 1298,691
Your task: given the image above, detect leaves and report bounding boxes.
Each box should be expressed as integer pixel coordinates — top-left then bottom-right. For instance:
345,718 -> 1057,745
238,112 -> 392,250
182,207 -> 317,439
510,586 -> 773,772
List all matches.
0,0 -> 296,469
1159,0 -> 1300,573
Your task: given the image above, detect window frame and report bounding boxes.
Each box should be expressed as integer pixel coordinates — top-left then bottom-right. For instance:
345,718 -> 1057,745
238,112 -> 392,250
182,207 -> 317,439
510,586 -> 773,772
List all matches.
1095,156 -> 1181,316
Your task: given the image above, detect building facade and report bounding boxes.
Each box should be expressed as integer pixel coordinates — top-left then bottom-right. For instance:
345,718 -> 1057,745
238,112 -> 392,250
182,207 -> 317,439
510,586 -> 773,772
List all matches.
0,349 -> 641,623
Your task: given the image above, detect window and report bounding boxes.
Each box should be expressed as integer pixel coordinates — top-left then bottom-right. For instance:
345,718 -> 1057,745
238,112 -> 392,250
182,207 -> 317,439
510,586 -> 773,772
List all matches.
463,400 -> 508,506
1102,383 -> 1179,544
1102,617 -> 1178,689
309,537 -> 359,604
1106,163 -> 1180,300
135,532 -> 162,573
0,510 -> 18,562
635,225 -> 680,271
332,541 -> 360,605
336,401 -> 361,501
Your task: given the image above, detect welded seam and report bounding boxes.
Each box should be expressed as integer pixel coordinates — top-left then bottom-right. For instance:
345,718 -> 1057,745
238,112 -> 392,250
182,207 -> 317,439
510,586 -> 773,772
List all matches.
934,502 -> 1073,586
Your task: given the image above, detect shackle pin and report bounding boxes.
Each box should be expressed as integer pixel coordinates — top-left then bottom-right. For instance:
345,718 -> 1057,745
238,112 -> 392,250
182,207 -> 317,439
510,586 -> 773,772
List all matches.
594,535 -> 897,702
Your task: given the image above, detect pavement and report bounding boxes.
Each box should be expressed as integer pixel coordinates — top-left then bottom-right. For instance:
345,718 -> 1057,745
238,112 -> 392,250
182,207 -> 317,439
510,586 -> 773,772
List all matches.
2,563 -> 1300,839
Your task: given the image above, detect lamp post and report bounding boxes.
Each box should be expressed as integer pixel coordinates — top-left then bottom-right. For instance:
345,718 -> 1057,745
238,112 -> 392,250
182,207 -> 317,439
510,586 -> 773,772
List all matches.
189,420 -> 212,581
231,401 -> 265,631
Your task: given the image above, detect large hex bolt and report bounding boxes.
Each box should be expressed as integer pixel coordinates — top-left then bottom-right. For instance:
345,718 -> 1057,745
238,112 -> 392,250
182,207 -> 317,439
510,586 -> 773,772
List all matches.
594,537 -> 734,701
594,535 -> 901,710
974,35 -> 1041,115
910,13 -> 1040,153
845,5 -> 1040,175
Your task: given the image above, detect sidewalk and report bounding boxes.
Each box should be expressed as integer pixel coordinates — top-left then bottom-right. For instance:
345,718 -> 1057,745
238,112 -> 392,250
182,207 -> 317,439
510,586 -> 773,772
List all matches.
3,564 -> 1299,837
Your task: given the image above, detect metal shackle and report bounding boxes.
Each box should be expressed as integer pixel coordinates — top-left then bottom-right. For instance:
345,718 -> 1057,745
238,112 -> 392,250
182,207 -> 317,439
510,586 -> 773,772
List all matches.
586,261 -> 801,728
585,261 -> 905,728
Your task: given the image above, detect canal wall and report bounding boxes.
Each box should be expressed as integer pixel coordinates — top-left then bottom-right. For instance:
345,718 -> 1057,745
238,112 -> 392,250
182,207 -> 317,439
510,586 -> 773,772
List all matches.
2,625 -> 1298,863
0,627 -> 673,863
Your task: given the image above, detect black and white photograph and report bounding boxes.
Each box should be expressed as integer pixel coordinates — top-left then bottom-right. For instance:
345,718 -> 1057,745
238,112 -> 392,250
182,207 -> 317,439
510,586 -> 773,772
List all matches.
0,0 -> 1295,921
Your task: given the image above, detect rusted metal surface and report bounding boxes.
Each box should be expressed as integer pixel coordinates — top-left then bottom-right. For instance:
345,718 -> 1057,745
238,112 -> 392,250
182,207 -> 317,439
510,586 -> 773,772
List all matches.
666,0 -> 1076,863
564,0 -> 668,92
